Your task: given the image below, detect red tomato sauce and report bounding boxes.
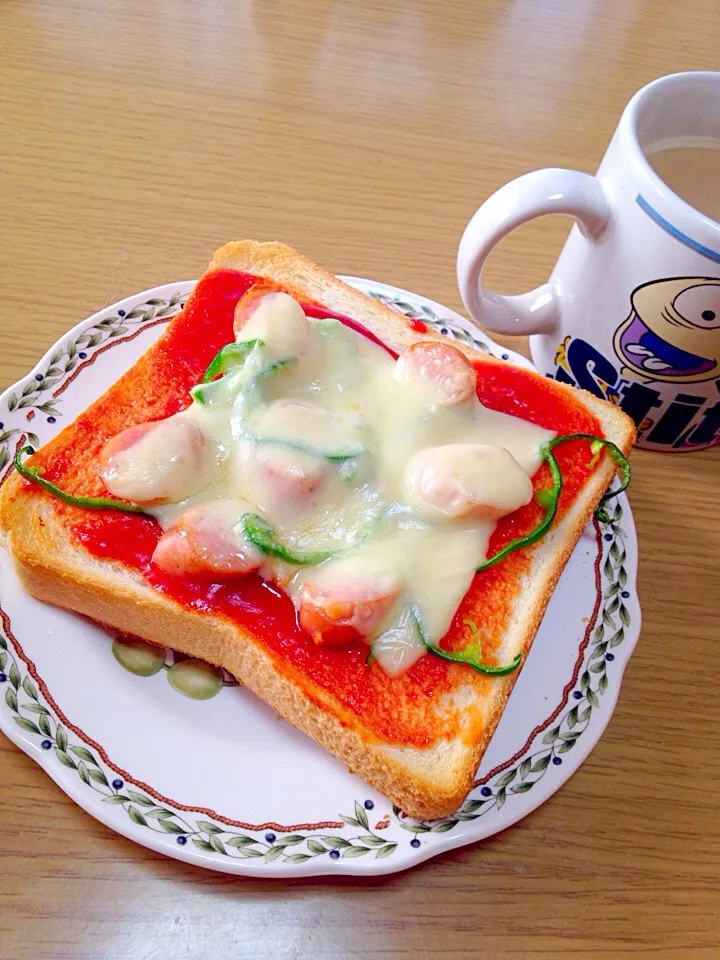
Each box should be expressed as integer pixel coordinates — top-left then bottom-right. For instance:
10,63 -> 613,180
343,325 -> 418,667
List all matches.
407,317 -> 428,333
34,268 -> 602,748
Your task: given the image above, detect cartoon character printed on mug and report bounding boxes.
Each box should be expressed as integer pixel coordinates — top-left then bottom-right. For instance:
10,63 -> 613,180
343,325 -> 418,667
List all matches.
552,277 -> 720,449
613,277 -> 720,385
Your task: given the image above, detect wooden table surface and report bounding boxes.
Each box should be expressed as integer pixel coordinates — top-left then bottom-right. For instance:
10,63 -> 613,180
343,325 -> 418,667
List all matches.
1,2 -> 719,958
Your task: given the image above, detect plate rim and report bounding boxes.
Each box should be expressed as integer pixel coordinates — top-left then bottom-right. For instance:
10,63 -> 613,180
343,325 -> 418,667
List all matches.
0,278 -> 641,877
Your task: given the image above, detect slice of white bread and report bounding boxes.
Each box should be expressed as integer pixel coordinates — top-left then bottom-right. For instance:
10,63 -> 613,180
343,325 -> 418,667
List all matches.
0,242 -> 636,819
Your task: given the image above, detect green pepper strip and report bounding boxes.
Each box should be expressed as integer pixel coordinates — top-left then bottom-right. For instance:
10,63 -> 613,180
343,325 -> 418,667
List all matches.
241,513 -> 338,566
13,446 -> 150,515
564,433 -> 632,522
200,339 -> 264,383
475,432 -> 630,573
241,434 -> 364,463
257,357 -> 295,378
475,444 -> 562,573
192,354 -> 294,405
412,609 -> 522,676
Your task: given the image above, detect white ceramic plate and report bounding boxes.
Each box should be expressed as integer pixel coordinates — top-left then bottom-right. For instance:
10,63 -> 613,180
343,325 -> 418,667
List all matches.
0,278 -> 640,877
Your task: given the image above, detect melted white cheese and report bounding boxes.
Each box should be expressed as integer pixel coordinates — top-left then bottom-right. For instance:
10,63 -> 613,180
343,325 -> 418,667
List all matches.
404,443 -> 534,521
119,293 -> 554,675
100,418 -> 216,504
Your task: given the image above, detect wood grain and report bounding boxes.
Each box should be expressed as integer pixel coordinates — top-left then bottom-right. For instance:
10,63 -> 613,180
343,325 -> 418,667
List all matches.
1,1 -> 719,957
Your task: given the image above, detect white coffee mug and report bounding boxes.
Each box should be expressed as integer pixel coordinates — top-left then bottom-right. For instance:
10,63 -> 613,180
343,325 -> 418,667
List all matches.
457,71 -> 720,451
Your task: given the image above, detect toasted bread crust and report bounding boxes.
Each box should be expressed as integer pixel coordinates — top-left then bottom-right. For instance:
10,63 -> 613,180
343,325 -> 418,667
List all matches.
0,242 -> 635,819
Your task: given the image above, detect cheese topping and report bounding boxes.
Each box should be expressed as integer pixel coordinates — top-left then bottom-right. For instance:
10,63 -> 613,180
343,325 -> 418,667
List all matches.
403,444 -> 534,521
100,291 -> 554,676
99,419 -> 214,504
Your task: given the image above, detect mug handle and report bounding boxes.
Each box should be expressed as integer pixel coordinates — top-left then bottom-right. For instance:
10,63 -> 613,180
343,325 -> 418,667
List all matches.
456,168 -> 613,336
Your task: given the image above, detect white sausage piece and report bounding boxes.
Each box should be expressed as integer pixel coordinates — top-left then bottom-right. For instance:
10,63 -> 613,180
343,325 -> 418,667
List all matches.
298,564 -> 400,647
234,438 -> 331,521
403,443 -> 534,521
99,416 -> 212,504
393,341 -> 476,407
152,499 -> 263,578
234,283 -> 311,360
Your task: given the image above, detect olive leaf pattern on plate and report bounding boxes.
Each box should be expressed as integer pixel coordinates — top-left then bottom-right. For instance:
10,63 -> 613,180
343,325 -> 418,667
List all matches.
367,289 -> 493,354
0,291 -> 185,493
0,635 -> 397,863
0,278 -> 638,872
0,501 -> 628,864
395,500 -> 630,836
0,292 -> 186,449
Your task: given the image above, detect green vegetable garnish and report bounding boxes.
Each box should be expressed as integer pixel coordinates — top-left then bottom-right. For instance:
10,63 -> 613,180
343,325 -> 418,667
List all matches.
573,433 -> 631,523
475,433 -> 630,572
476,445 -> 562,573
14,446 -> 150,515
257,357 -> 295,378
413,610 -> 522,676
534,486 -> 555,509
242,505 -> 382,568
316,318 -> 343,334
200,339 -> 264,383
587,438 -> 603,469
192,354 -> 295,405
240,513 -> 339,566
240,433 -> 365,463
191,374 -> 239,405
